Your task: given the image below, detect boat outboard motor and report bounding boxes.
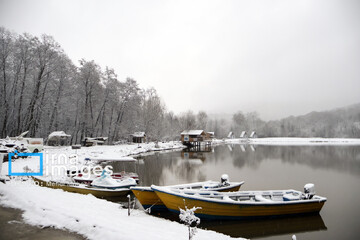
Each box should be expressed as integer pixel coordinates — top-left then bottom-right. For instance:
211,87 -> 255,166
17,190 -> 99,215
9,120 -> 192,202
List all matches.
221,174 -> 230,186
304,183 -> 315,199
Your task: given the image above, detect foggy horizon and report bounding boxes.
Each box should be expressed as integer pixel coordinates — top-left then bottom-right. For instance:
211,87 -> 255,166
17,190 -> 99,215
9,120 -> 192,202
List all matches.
1,0 -> 359,120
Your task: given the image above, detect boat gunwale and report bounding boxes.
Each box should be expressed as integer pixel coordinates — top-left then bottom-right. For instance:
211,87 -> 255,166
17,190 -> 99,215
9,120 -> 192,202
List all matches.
32,176 -> 131,193
151,185 -> 327,206
130,181 -> 244,192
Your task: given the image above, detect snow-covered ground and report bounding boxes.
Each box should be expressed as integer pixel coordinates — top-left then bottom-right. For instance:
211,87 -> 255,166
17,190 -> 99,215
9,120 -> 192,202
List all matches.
1,141 -> 186,177
0,181 -> 242,240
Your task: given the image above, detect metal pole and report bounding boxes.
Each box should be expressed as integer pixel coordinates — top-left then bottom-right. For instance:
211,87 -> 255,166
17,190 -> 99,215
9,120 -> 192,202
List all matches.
127,194 -> 131,216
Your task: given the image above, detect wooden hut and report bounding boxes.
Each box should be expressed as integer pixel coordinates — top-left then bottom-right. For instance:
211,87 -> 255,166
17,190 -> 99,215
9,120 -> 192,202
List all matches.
130,132 -> 146,143
47,131 -> 71,146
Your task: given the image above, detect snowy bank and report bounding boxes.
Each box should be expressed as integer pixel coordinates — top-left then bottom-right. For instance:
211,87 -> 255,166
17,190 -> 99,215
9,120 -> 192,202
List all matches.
248,137 -> 360,145
0,181 -> 244,240
220,137 -> 360,145
1,141 -> 186,177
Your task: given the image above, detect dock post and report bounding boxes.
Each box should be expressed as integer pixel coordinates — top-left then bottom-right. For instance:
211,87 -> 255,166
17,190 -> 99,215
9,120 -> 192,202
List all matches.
127,194 -> 131,216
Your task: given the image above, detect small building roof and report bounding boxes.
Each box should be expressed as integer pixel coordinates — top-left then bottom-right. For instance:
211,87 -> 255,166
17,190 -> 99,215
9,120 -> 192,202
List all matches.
181,130 -> 205,135
207,132 -> 215,135
48,131 -> 71,139
131,132 -> 146,137
227,132 -> 233,138
240,131 -> 247,138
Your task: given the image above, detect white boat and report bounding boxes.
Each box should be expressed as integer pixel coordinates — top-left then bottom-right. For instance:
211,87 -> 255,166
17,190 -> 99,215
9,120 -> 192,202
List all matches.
90,171 -> 137,189
73,171 -> 139,184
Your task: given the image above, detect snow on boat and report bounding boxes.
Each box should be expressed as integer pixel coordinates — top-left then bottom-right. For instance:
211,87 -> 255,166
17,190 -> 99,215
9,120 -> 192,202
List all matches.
73,171 -> 139,184
131,174 -> 244,212
151,183 -> 326,220
32,176 -> 132,198
90,171 -> 137,189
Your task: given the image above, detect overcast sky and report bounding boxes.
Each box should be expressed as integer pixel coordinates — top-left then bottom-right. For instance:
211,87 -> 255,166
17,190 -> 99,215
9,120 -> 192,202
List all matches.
1,0 -> 359,120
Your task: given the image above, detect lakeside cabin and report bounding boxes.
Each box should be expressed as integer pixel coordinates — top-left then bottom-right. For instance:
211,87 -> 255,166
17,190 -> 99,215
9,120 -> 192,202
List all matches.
130,132 -> 146,143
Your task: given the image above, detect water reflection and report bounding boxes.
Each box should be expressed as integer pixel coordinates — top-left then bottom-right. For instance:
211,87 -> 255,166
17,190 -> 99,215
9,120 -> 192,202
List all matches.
223,144 -> 360,176
200,213 -> 327,239
108,144 -> 360,185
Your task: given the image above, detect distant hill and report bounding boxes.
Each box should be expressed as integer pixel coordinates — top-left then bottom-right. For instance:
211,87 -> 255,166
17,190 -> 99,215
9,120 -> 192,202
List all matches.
261,103 -> 360,138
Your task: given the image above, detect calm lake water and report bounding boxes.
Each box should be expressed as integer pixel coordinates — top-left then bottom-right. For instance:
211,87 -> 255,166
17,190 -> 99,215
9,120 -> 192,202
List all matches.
111,144 -> 360,240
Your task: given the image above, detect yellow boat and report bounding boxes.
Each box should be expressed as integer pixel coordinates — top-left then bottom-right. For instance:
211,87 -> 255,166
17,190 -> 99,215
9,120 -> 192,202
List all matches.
151,184 -> 326,219
131,179 -> 245,212
32,176 -> 131,199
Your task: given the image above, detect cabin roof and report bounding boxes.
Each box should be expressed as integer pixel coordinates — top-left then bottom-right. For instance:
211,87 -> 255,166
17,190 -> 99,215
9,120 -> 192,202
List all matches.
181,130 -> 205,135
48,131 -> 71,139
240,131 -> 247,137
131,132 -> 146,137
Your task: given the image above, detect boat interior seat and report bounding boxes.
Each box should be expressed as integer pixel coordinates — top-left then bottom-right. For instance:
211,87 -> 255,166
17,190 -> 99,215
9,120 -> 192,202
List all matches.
255,194 -> 273,202
283,193 -> 301,201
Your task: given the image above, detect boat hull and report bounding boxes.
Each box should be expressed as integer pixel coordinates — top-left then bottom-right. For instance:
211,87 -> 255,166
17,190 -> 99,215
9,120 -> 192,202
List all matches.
153,188 -> 326,220
33,177 -> 131,198
131,181 -> 243,212
131,187 -> 168,211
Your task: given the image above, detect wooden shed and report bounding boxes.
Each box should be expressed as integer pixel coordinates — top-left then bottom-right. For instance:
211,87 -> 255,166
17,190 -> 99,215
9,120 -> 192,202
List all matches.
130,132 -> 146,143
47,131 -> 71,146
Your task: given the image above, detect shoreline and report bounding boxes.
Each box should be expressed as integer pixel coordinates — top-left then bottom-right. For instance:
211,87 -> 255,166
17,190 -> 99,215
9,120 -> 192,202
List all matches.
0,203 -> 85,240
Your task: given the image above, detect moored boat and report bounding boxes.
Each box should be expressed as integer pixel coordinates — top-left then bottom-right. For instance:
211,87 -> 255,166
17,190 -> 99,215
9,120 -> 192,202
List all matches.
32,176 -> 132,198
151,183 -> 326,220
131,175 -> 245,212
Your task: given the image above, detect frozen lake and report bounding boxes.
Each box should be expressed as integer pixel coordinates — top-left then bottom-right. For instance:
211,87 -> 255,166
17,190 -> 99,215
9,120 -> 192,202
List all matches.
110,144 -> 360,239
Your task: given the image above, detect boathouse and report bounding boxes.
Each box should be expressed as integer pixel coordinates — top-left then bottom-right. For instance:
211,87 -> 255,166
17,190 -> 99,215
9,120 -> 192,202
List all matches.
240,131 -> 247,138
249,131 -> 257,138
227,132 -> 234,139
130,132 -> 146,143
181,130 -> 212,147
206,132 -> 215,139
